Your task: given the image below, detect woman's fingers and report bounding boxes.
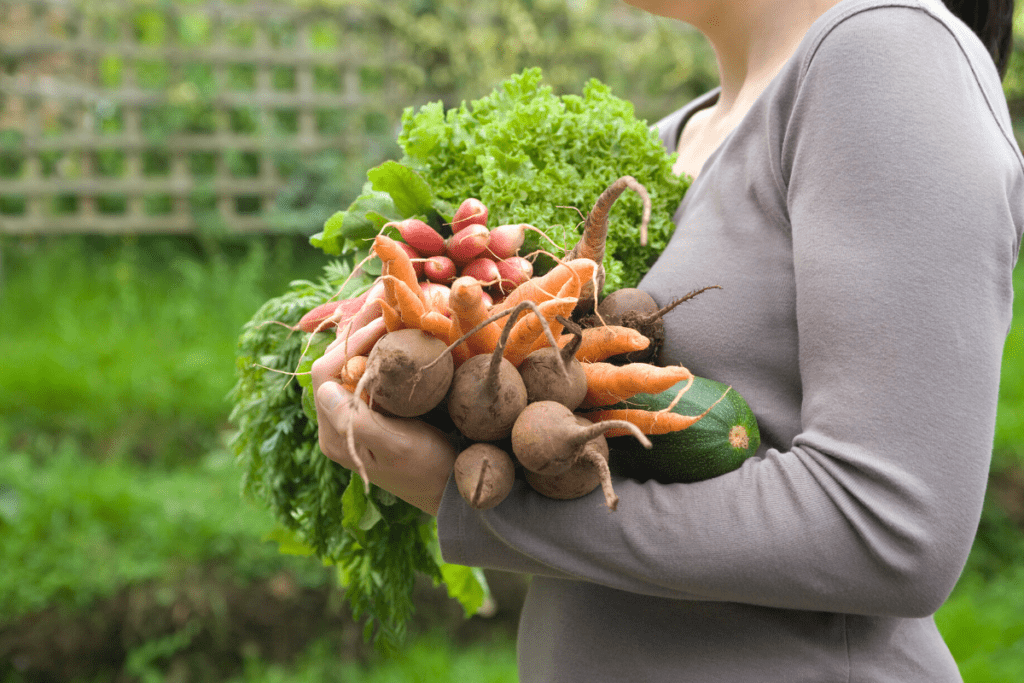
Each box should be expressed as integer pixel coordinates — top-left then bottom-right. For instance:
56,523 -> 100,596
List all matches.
313,316 -> 387,393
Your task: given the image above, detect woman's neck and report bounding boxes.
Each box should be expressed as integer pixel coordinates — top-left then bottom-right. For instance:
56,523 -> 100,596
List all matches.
670,0 -> 843,118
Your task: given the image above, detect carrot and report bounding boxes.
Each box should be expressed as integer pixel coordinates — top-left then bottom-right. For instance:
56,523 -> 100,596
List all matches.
493,258 -> 593,314
339,355 -> 368,392
584,408 -> 709,438
526,324 -> 650,360
584,387 -> 730,437
579,361 -> 693,408
449,276 -> 502,356
380,274 -> 448,340
502,297 -> 578,367
380,299 -> 405,333
374,234 -> 424,307
575,325 -> 652,363
565,176 -> 651,312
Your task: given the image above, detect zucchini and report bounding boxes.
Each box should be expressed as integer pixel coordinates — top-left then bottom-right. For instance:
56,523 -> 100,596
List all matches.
605,375 -> 760,484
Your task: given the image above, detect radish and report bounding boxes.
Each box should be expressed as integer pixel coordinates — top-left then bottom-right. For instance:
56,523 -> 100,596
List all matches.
451,197 -> 488,233
446,224 -> 490,264
423,255 -> 457,284
486,223 -> 527,259
460,257 -> 501,286
419,281 -> 451,317
391,218 -> 446,256
495,256 -> 533,295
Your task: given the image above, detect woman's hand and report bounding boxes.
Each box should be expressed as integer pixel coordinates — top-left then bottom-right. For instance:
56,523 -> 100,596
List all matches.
311,334 -> 457,516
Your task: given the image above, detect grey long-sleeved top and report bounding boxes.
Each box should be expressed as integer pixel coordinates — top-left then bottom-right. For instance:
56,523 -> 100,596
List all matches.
437,0 -> 1024,680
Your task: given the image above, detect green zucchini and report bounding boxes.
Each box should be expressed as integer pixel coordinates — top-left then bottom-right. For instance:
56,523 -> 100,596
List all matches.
605,375 -> 760,484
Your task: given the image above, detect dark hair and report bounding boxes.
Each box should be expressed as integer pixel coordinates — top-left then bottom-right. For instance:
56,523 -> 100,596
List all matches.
942,0 -> 1016,78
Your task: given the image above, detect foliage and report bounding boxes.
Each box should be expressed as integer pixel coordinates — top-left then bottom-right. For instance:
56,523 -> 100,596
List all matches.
936,566 -> 1024,683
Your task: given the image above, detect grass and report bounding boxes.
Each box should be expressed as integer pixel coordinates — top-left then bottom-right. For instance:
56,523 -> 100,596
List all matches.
231,632 -> 518,683
0,427 -> 327,620
0,234 -> 327,464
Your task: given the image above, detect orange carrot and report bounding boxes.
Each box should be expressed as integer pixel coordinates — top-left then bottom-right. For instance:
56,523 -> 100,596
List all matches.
339,355 -> 368,391
585,386 -> 730,437
583,407 -> 708,438
502,297 -> 578,367
380,299 -> 405,332
493,258 -> 594,313
374,234 -> 424,307
449,276 -> 502,356
574,325 -> 651,363
580,362 -> 693,408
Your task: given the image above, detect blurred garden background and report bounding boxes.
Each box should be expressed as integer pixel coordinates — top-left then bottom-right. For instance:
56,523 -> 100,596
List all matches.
1,0 -> 1022,681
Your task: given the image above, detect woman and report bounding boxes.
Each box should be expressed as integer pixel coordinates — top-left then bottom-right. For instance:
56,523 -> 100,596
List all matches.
312,0 -> 1023,680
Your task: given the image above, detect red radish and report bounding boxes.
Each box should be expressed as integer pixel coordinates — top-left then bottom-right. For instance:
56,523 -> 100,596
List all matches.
460,257 -> 501,286
395,241 -> 425,280
446,224 -> 490,264
297,300 -> 344,333
424,255 -> 457,284
486,223 -> 527,259
419,281 -> 451,316
296,282 -> 383,334
390,218 -> 446,256
451,198 -> 488,233
495,256 -> 533,295
480,290 -> 495,308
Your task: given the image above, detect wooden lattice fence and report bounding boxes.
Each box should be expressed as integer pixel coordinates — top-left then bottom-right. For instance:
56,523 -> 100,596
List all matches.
0,0 -> 435,234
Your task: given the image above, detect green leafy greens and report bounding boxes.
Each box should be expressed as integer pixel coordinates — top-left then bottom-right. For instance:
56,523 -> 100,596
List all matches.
232,68 -> 687,651
313,67 -> 689,290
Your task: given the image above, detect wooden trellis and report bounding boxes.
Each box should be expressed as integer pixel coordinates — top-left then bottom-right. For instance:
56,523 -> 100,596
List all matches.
0,0 -> 424,234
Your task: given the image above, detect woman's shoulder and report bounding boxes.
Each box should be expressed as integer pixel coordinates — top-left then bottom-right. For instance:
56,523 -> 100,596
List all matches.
799,0 -> 1006,102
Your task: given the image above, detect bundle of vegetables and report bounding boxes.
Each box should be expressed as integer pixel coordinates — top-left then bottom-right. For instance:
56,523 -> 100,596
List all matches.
230,68 -> 755,650
313,180 -> 757,512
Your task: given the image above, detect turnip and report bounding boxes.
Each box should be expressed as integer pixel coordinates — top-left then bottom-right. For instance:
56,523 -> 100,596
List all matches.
351,328 -> 454,419
454,442 -> 516,510
518,316 -> 587,410
445,302 -> 533,442
511,400 -> 650,477
524,417 -> 619,510
590,285 -> 722,363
